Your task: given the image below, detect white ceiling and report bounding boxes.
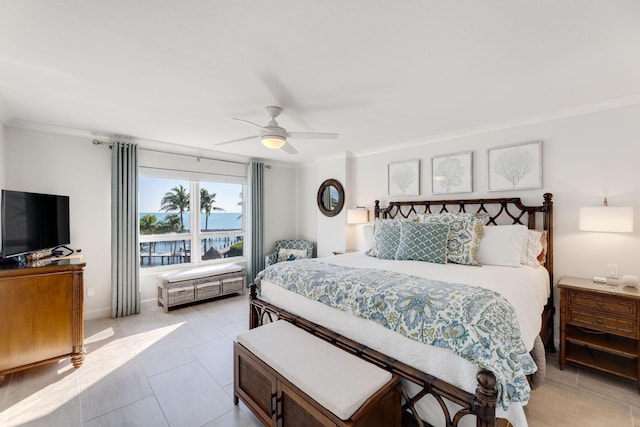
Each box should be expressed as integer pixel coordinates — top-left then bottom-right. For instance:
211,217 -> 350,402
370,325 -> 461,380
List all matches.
1,1 -> 639,164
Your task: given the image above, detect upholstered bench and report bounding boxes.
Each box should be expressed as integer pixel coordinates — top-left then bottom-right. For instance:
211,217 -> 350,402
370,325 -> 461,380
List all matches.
157,263 -> 246,312
234,320 -> 401,426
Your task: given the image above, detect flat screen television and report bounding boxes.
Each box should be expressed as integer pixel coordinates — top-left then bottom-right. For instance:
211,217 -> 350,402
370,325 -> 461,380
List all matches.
1,190 -> 70,259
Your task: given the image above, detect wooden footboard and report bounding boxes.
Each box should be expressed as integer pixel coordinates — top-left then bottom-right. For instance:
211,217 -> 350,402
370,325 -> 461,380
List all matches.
249,284 -> 506,427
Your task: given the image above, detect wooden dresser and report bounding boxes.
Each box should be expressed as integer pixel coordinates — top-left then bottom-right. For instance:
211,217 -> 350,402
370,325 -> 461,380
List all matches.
0,259 -> 85,385
558,276 -> 640,392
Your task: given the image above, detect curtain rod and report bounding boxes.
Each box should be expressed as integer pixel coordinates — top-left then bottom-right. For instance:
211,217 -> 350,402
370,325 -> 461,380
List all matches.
92,139 -> 271,169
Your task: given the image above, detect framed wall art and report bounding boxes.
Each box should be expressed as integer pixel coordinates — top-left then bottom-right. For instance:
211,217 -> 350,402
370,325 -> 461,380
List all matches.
487,140 -> 542,191
388,159 -> 420,196
431,151 -> 472,194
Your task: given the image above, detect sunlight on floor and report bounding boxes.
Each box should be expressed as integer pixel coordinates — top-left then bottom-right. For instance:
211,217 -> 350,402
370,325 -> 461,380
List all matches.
0,322 -> 184,425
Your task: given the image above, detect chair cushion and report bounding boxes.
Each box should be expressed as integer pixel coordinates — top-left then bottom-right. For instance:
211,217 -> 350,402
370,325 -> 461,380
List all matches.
237,321 -> 392,420
160,263 -> 243,283
274,240 -> 314,258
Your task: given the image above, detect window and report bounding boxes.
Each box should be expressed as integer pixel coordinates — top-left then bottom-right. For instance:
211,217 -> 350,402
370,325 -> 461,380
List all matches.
139,175 -> 245,269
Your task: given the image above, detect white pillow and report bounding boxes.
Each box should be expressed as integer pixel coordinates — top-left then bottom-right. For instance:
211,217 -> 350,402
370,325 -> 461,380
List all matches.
362,224 -> 374,253
477,225 -> 528,267
521,230 -> 544,267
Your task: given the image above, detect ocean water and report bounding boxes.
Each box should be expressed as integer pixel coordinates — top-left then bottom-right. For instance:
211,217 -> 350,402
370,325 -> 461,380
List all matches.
139,212 -> 243,267
140,212 -> 242,231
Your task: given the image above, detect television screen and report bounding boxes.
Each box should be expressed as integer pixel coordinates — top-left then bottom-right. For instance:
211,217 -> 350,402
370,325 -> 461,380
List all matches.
1,190 -> 70,258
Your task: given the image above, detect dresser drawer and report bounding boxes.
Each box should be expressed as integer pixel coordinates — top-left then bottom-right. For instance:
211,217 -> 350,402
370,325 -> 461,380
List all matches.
569,292 -> 637,318
567,308 -> 638,338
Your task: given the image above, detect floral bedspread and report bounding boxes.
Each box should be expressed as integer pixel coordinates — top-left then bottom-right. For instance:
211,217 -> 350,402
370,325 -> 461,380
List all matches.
255,258 -> 536,409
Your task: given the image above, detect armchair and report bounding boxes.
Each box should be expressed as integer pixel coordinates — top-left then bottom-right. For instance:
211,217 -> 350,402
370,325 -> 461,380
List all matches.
265,240 -> 315,267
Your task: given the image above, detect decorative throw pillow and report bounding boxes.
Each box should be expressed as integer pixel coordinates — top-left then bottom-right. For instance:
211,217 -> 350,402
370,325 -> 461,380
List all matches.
277,248 -> 308,262
416,212 -> 488,265
477,225 -> 528,267
395,222 -> 449,263
520,230 -> 546,267
366,219 -> 403,259
537,231 -> 548,265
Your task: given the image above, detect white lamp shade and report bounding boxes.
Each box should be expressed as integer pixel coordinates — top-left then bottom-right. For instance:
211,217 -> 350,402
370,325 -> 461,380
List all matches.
261,136 -> 286,149
347,208 -> 369,224
579,206 -> 634,232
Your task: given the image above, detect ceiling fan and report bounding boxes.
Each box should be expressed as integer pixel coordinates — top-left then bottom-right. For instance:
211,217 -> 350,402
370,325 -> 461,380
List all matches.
215,106 -> 339,154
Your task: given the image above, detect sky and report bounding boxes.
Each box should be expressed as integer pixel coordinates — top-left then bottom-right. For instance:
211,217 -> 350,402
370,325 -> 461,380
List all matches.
138,177 -> 243,213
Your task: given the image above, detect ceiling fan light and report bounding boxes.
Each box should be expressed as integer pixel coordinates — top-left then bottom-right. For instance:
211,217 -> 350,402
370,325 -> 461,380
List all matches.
261,136 -> 286,149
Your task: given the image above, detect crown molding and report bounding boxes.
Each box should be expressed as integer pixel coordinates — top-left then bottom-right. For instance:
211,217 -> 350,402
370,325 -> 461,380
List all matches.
8,119 -> 105,139
6,119 -> 255,164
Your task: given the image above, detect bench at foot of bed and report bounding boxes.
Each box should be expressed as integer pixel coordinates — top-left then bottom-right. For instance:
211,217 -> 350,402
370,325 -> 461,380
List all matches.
234,320 -> 402,426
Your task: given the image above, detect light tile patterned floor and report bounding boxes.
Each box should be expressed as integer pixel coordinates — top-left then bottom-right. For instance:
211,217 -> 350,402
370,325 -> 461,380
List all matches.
0,294 -> 261,427
0,293 -> 638,426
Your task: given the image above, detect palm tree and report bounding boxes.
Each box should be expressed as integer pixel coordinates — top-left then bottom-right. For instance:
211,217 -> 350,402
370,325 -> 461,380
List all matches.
160,185 -> 190,232
157,214 -> 183,263
139,214 -> 157,265
200,188 -> 225,254
139,214 -> 157,235
157,214 -> 181,234
200,188 -> 229,231
200,188 -> 225,232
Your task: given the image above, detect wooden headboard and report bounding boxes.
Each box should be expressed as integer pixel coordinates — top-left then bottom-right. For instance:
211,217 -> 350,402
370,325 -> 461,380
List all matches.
374,193 -> 555,350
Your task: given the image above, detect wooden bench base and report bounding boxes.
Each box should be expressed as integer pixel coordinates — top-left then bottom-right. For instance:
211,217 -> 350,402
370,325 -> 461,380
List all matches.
157,264 -> 245,312
234,322 -> 401,427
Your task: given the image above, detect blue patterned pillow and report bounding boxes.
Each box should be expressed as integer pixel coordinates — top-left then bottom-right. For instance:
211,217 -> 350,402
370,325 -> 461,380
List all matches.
277,248 -> 308,262
416,212 -> 488,266
395,222 -> 449,263
366,219 -> 403,260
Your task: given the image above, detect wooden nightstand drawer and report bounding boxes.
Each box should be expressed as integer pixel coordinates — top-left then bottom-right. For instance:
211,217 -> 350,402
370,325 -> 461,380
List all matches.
558,276 -> 640,393
569,292 -> 637,318
568,309 -> 638,338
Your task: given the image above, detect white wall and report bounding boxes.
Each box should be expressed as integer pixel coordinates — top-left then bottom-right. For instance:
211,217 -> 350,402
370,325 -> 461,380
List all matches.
350,105 -> 640,282
5,127 -> 112,317
296,163 -> 318,248
264,165 -> 298,255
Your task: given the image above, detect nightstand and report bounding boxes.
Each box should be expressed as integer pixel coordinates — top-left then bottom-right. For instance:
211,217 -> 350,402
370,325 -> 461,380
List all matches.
558,276 -> 640,392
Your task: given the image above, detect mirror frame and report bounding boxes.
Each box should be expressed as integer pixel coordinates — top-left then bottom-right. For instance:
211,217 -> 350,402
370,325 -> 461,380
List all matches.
317,179 -> 345,217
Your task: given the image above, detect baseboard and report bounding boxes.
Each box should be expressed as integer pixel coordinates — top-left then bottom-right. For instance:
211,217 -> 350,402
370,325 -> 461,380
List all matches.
84,306 -> 111,320
84,297 -> 158,320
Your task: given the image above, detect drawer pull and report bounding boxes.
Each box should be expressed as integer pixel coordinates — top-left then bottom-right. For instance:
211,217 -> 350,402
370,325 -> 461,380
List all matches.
597,319 -> 603,325
596,302 -> 603,307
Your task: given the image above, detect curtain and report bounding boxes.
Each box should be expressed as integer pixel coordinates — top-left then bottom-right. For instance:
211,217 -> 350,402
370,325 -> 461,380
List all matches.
111,141 -> 140,318
247,161 -> 264,284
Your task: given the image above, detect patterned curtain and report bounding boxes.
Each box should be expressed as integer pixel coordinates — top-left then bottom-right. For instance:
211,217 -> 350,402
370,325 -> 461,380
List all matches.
111,141 -> 140,318
247,161 -> 264,284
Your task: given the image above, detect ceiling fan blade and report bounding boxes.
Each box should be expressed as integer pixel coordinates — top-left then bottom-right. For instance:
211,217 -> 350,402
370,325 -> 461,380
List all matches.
281,141 -> 299,155
233,118 -> 269,130
287,131 -> 339,140
215,135 -> 259,146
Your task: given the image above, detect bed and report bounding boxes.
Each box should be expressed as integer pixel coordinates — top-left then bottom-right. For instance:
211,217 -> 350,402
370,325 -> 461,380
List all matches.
249,194 -> 554,427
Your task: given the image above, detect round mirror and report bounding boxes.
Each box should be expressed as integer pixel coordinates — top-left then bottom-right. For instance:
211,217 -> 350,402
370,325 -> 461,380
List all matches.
317,179 -> 345,217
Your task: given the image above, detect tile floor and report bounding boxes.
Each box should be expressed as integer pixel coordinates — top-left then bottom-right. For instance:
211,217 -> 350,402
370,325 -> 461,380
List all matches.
0,293 -> 638,426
